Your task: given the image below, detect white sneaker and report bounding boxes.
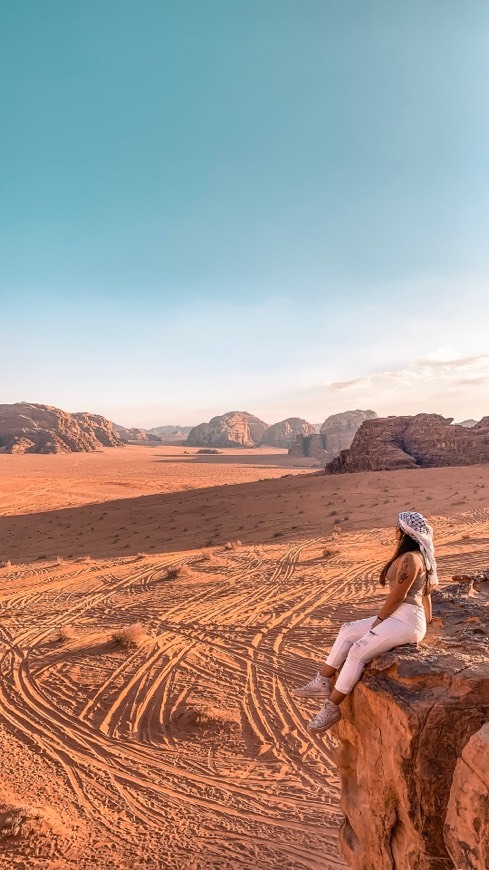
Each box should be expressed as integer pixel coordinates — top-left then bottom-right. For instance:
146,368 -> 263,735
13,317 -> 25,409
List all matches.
294,671 -> 331,698
308,700 -> 341,733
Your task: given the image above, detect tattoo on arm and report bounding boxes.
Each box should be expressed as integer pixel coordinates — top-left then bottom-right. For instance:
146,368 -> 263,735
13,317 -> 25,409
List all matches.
398,556 -> 410,584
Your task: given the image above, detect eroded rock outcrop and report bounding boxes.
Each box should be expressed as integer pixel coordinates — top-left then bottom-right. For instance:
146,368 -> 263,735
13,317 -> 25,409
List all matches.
261,417 -> 316,449
0,403 -> 123,454
334,578 -> 489,869
187,411 -> 268,448
328,413 -> 489,473
289,410 -> 377,460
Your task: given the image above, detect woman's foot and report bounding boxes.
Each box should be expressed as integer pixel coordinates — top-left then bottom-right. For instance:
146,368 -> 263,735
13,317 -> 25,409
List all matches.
307,700 -> 341,733
294,671 -> 331,698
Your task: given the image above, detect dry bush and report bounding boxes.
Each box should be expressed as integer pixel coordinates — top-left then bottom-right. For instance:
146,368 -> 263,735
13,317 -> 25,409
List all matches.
0,802 -> 64,841
322,547 -> 340,560
56,625 -> 75,642
136,552 -> 148,560
172,703 -> 239,733
0,805 -> 44,838
111,622 -> 148,648
165,564 -> 194,581
55,556 -> 65,565
224,540 -> 242,550
0,560 -> 12,570
200,550 -> 215,562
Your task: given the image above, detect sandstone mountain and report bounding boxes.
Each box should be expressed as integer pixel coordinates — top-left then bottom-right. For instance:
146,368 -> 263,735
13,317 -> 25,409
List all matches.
328,413 -> 489,473
335,576 -> 489,869
0,403 -> 123,454
289,409 -> 377,460
261,417 -> 316,449
187,411 -> 269,448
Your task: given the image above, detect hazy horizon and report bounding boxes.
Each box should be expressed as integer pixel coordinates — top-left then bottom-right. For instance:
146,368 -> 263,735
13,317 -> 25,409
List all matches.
3,2 -> 489,426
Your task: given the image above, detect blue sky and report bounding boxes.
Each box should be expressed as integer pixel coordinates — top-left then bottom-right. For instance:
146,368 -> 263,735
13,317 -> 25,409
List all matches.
2,1 -> 488,426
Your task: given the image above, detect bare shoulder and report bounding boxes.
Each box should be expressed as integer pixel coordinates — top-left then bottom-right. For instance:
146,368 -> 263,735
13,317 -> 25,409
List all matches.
395,551 -> 422,583
394,551 -> 423,568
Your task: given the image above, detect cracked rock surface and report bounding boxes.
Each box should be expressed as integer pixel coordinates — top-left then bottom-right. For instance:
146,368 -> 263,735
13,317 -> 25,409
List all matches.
334,578 -> 489,870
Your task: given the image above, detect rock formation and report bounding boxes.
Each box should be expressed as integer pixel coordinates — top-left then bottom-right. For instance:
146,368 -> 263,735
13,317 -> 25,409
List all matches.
328,413 -> 489,473
456,418 -> 478,428
113,424 -> 162,443
334,576 -> 489,869
289,410 -> 377,461
261,417 -> 316,449
187,411 -> 268,448
148,425 -> 193,437
445,722 -> 489,870
0,403 -> 123,454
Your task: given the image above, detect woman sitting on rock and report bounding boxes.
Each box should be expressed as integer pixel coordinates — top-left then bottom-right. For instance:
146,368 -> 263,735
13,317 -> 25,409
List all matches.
295,510 -> 438,734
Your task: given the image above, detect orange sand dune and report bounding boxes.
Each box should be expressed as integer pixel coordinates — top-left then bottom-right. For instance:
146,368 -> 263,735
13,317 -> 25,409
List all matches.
0,448 -> 488,868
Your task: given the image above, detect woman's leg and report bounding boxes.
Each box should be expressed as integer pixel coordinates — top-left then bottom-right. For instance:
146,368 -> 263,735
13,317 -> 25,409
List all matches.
295,616 -> 376,696
308,615 -> 425,732
333,614 -> 425,696
322,615 -> 377,674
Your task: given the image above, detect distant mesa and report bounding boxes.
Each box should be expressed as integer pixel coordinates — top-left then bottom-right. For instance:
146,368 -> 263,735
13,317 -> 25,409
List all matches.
187,411 -> 269,448
455,418 -> 478,428
261,417 -> 316,449
148,425 -> 193,437
327,413 -> 489,473
0,403 -> 123,454
289,410 -> 378,461
113,424 -> 162,443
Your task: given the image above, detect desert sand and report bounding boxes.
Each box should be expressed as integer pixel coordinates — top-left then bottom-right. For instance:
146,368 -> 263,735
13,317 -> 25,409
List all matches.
0,445 -> 488,868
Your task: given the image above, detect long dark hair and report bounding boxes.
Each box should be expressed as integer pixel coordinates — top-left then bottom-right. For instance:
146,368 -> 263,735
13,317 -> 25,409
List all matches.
380,531 -> 421,586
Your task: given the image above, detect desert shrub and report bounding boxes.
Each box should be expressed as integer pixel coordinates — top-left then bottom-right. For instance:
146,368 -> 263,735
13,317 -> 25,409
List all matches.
0,560 -> 12,570
224,540 -> 242,550
111,622 -> 148,648
135,552 -> 148,560
0,805 -> 44,838
165,564 -> 194,581
322,547 -> 339,560
56,625 -> 75,642
55,555 -> 65,565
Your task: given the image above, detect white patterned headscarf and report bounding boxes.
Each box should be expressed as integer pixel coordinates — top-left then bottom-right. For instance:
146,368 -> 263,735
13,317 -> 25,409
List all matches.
397,511 -> 438,587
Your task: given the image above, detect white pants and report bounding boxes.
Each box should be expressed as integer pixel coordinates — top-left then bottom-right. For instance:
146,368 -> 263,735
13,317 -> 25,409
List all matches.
326,603 -> 427,695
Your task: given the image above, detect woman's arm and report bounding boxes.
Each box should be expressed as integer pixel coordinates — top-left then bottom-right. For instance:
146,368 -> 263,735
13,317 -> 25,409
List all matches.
372,553 -> 418,627
422,593 -> 432,624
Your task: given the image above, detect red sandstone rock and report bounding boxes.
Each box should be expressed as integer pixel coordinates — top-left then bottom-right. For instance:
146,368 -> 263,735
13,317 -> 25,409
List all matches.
328,413 -> 489,473
444,722 -> 489,870
289,410 -> 377,460
261,417 -> 316,448
0,403 -> 123,454
187,411 -> 269,448
334,581 -> 489,869
187,411 -> 268,447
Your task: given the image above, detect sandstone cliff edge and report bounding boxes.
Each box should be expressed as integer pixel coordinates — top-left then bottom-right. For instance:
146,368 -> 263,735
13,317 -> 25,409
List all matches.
333,576 -> 489,869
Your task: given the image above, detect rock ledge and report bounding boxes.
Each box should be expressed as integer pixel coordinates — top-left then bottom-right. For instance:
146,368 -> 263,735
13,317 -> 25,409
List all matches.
334,577 -> 489,869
